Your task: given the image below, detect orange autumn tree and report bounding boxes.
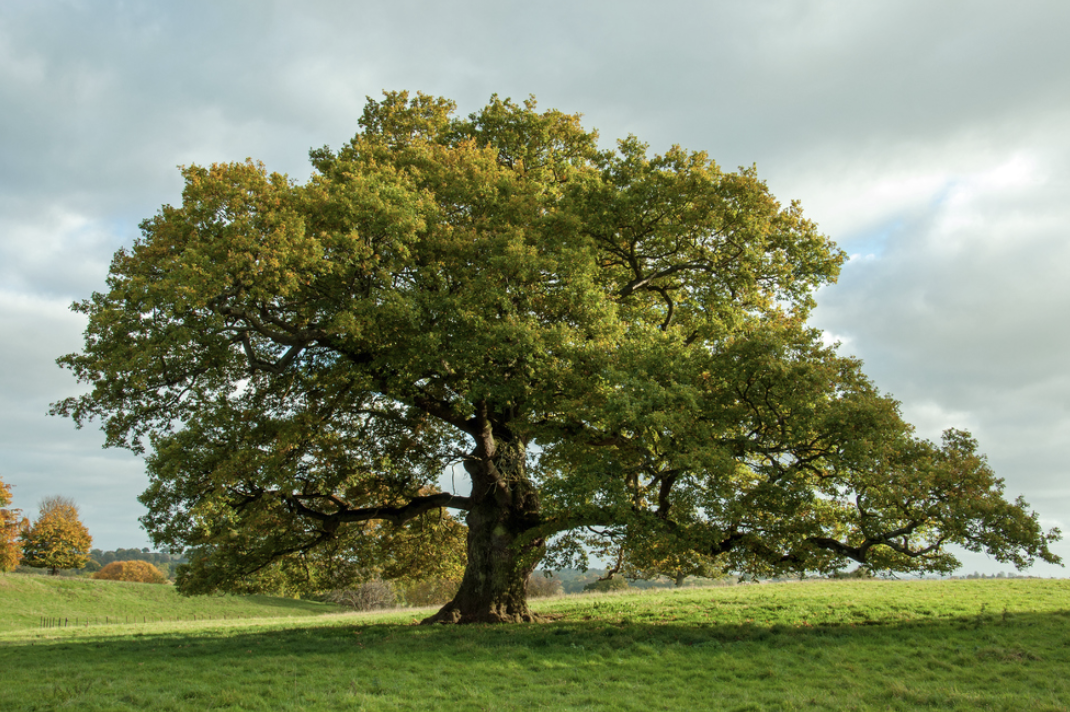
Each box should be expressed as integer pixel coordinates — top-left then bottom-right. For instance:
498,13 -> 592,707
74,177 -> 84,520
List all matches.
19,496 -> 92,575
93,560 -> 169,584
0,477 -> 25,572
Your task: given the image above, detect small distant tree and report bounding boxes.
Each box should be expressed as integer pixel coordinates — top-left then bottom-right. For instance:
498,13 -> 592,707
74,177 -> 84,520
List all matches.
93,560 -> 169,584
0,477 -> 26,572
19,496 -> 92,575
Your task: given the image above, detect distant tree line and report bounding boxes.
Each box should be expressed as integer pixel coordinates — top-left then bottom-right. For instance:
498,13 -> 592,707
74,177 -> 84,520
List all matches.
7,543 -> 185,578
534,569 -> 735,595
1,477 -> 189,580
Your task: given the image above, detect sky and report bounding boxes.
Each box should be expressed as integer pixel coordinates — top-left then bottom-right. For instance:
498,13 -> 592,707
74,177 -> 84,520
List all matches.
2,0 -> 1067,575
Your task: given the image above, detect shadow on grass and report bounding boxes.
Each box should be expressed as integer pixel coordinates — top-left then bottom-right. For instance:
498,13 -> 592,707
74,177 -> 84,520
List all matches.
9,607 -> 1070,660
5,609 -> 1070,712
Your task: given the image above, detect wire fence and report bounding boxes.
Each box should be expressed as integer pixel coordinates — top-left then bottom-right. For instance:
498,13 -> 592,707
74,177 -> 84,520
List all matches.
38,612 -> 242,629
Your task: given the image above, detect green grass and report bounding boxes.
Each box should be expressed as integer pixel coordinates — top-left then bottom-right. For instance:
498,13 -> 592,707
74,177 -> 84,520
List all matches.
2,577 -> 1069,711
0,573 -> 343,632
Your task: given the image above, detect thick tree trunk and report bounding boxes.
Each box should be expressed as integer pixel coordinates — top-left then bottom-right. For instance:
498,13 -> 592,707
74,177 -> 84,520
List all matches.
422,496 -> 545,624
422,420 -> 545,624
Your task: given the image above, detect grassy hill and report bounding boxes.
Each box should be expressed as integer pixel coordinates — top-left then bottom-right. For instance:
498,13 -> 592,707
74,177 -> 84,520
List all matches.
0,572 -> 342,633
1,577 -> 1069,710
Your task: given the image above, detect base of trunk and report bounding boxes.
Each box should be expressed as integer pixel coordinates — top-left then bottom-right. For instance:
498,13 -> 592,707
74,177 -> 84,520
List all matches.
422,482 -> 545,624
421,600 -> 544,625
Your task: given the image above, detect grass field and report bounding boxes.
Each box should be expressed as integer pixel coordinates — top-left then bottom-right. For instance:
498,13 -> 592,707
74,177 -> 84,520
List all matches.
0,573 -> 343,633
1,575 -> 1069,711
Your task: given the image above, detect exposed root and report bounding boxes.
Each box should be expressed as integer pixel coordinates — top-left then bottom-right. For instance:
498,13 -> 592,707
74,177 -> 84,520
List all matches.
420,603 -> 546,625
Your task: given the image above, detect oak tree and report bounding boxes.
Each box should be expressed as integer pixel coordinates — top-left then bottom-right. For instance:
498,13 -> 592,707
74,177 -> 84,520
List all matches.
19,496 -> 92,575
54,92 -> 1060,623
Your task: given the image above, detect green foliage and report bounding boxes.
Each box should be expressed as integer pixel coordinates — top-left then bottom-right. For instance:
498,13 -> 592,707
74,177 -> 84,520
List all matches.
19,497 -> 92,575
170,507 -> 467,598
583,527 -> 726,586
93,560 -> 170,584
53,91 -> 1060,614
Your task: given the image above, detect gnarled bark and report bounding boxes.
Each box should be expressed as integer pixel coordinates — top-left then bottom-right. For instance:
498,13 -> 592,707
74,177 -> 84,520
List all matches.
422,497 -> 545,624
423,422 -> 545,624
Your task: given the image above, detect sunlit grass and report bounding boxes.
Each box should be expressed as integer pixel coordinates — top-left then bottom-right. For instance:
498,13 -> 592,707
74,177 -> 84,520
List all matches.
2,578 -> 1069,711
0,573 -> 342,633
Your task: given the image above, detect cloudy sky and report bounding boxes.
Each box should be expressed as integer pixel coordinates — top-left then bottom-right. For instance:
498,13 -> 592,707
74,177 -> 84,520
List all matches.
2,0 -> 1067,575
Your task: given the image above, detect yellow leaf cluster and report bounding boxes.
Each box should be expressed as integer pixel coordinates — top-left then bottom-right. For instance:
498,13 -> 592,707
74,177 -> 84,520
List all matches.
0,477 -> 24,572
93,559 -> 169,584
19,496 -> 92,574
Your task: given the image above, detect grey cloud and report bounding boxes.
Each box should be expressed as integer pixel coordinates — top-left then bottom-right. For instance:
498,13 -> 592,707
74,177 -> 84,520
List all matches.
2,0 -> 1068,570
814,160 -> 1070,402
807,129 -> 1070,576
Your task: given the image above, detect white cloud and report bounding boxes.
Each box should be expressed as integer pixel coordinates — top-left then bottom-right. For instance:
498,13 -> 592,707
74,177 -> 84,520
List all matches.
0,290 -> 87,400
898,401 -> 979,443
0,210 -> 125,299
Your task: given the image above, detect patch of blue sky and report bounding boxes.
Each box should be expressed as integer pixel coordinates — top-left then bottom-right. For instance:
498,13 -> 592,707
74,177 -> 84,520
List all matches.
839,219 -> 898,262
836,175 -> 962,264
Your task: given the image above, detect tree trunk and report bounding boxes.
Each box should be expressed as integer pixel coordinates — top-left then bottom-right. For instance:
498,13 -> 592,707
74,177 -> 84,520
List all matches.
423,408 -> 547,624
422,496 -> 545,624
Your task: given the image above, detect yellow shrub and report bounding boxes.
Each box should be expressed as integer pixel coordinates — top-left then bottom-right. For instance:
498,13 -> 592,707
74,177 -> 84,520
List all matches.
93,560 -> 169,584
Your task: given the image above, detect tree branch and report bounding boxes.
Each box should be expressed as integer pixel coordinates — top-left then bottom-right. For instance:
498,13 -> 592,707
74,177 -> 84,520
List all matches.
286,492 -> 473,528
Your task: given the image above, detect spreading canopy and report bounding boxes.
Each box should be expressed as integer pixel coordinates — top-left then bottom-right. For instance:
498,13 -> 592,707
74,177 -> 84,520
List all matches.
54,92 -> 1059,622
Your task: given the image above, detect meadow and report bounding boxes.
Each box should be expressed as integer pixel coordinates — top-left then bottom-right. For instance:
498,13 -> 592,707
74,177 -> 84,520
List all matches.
1,574 -> 1069,711
0,573 -> 342,632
